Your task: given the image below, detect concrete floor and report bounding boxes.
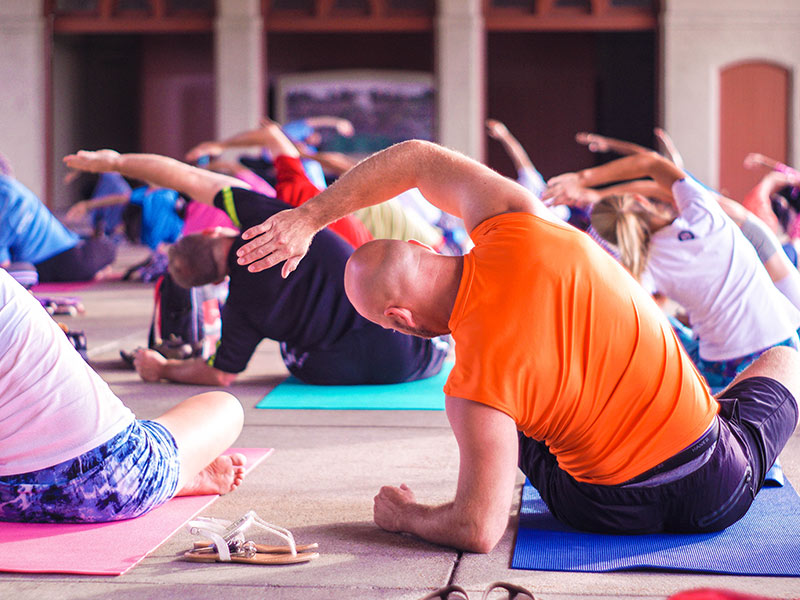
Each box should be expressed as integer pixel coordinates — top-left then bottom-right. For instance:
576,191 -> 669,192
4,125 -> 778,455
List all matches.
3,243 -> 800,599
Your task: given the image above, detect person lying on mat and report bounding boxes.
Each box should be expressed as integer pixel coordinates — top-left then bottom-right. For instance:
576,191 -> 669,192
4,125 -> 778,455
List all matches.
0,269 -> 246,524
233,139 -> 800,552
63,149 -> 449,387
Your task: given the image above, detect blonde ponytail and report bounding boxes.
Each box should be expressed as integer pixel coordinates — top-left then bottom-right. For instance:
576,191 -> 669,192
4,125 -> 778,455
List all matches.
590,194 -> 652,281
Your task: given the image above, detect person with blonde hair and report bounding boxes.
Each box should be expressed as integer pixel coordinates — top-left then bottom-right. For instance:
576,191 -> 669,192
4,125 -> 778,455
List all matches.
545,151 -> 800,390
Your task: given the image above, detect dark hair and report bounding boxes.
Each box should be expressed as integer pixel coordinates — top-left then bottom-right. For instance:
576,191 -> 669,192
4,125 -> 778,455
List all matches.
122,203 -> 143,244
167,233 -> 223,288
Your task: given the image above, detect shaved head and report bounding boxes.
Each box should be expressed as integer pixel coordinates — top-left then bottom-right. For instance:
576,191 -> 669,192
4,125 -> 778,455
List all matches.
344,239 -> 457,338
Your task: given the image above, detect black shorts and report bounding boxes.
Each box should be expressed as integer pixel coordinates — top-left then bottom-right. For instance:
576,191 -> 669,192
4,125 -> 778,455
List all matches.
518,376 -> 798,534
35,237 -> 117,282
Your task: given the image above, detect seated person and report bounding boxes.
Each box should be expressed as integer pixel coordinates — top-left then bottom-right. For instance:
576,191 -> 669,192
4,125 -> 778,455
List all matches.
0,171 -> 116,282
67,183 -> 236,249
63,149 -> 449,387
232,138 -> 800,552
0,269 -> 246,523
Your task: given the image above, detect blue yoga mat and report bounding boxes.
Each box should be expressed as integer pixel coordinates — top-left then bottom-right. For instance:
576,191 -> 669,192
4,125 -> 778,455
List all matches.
256,362 -> 452,410
512,478 -> 800,576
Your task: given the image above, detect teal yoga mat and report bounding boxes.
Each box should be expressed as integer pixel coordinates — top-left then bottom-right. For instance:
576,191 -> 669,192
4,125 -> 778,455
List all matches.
257,362 -> 452,410
512,478 -> 800,575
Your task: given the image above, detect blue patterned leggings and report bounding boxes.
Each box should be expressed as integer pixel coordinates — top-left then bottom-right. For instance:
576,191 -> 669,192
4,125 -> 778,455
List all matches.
0,420 -> 180,523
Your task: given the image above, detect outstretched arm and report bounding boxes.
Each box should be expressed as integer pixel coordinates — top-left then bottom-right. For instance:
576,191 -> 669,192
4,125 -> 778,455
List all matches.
653,128 -> 685,170
186,119 -> 300,163
373,397 -> 519,553
545,152 -> 684,206
63,150 -> 246,206
134,349 -> 237,387
575,132 -> 652,157
302,115 -> 355,138
65,192 -> 130,222
236,139 -> 542,276
486,119 -> 535,173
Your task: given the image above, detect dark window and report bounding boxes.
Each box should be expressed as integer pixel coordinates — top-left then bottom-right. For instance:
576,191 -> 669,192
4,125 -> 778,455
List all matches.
55,0 -> 98,12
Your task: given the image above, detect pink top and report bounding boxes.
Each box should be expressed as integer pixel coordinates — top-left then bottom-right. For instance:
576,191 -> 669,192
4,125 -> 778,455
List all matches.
183,201 -> 236,234
235,170 -> 276,198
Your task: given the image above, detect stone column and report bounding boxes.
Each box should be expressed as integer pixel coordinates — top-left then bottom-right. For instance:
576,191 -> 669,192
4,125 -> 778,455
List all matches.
215,0 -> 264,139
436,0 -> 485,161
0,1 -> 47,199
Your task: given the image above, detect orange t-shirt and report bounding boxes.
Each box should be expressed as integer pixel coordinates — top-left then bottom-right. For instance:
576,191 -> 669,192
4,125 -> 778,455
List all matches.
443,212 -> 718,485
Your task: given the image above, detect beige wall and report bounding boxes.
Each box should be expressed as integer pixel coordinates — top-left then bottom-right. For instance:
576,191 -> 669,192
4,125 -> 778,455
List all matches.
663,0 -> 800,187
215,0 -> 264,142
437,0 -> 485,162
0,1 -> 47,200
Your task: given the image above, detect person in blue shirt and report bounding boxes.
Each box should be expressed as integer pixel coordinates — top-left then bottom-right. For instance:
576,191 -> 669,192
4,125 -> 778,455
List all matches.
0,173 -> 116,282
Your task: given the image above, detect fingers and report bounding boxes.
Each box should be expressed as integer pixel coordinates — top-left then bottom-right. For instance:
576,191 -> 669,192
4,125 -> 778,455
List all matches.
574,132 -> 591,145
281,256 -> 301,279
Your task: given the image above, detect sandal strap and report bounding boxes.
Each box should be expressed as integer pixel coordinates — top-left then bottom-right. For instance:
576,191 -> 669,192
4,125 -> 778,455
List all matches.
187,511 -> 298,558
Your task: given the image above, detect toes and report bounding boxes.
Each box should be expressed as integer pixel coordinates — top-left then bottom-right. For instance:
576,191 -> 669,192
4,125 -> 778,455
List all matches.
228,452 -> 247,467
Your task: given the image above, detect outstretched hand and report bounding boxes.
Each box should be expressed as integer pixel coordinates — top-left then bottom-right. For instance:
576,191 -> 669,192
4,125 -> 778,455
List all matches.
63,149 -> 121,174
543,172 -> 599,209
485,118 -> 509,140
575,132 -> 610,153
185,141 -> 225,163
65,201 -> 88,222
236,207 -> 318,277
374,483 -> 416,533
743,152 -> 770,170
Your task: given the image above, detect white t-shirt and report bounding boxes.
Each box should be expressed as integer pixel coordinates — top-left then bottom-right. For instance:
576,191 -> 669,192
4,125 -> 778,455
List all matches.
644,178 -> 800,361
0,270 -> 134,475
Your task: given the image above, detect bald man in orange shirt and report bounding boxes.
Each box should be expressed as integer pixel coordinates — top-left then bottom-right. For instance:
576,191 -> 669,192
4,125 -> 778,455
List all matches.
233,140 -> 800,553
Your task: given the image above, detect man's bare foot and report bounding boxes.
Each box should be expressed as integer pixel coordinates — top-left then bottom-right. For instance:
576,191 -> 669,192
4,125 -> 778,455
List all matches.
176,453 -> 247,497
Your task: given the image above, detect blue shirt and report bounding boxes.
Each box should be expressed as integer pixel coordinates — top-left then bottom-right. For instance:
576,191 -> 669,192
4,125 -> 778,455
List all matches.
129,186 -> 184,250
0,175 -> 78,264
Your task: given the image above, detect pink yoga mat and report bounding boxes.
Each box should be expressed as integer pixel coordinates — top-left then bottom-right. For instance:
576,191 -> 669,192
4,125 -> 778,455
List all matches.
31,281 -> 100,294
0,447 -> 273,576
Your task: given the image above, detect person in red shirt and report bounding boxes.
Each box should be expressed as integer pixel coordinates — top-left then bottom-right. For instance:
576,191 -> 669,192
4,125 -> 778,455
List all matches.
234,139 -> 800,553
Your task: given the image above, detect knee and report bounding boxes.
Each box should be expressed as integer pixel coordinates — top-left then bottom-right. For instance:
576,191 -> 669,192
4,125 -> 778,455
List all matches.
208,391 -> 244,432
751,346 -> 800,399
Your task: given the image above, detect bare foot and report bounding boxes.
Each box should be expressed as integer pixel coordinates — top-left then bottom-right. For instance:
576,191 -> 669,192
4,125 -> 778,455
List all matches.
176,453 -> 247,497
92,264 -> 118,281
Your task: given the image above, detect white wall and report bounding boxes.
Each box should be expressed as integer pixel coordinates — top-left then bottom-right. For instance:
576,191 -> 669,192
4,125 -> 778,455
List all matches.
437,0 -> 485,161
0,1 -> 47,199
663,0 -> 800,187
215,0 -> 264,140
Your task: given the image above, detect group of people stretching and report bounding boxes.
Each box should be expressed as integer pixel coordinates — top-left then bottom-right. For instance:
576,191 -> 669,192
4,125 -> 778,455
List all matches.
1,119 -> 799,559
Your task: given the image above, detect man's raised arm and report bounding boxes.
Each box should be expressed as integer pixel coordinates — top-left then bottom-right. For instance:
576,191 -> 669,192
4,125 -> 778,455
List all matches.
236,139 -> 541,276
63,150 -> 246,206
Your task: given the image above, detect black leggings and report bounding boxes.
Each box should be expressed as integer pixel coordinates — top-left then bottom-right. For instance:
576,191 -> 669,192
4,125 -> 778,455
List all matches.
35,237 -> 117,282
